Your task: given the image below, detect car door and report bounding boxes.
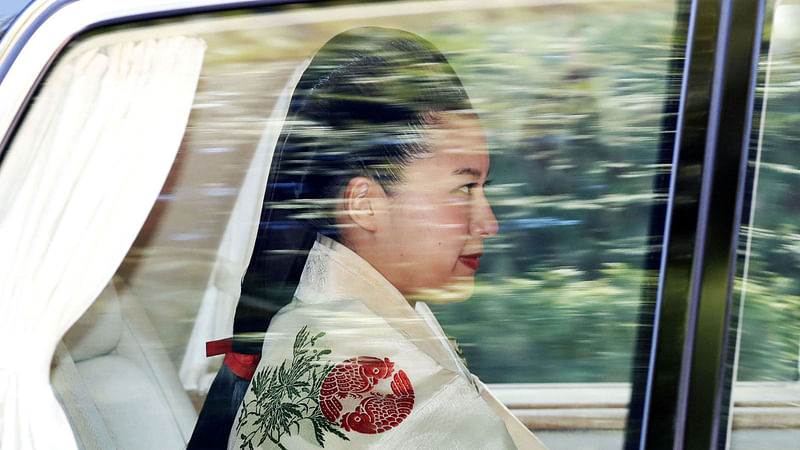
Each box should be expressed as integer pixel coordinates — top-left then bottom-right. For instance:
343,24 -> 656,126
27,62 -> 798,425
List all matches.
0,1 -> 790,449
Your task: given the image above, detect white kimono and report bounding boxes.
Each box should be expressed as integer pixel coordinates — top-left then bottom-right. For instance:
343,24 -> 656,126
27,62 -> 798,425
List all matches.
229,235 -> 546,449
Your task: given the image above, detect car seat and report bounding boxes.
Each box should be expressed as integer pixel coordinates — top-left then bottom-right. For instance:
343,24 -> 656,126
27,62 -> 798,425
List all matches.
50,278 -> 197,449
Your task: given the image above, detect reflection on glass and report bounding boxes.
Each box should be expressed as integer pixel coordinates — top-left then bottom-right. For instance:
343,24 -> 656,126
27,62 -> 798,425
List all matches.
730,0 -> 800,447
195,26 -> 543,449
53,1 -> 679,449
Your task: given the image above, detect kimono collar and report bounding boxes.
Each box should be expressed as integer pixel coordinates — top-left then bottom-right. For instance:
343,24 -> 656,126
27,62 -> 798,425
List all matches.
294,234 -> 470,378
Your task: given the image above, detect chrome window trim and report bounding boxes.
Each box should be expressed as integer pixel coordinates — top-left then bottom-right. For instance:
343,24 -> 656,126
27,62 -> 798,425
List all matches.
0,0 -> 274,81
0,0 -> 77,83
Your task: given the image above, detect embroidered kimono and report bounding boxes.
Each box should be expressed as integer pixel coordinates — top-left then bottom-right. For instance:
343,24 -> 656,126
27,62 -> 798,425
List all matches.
228,235 -> 545,449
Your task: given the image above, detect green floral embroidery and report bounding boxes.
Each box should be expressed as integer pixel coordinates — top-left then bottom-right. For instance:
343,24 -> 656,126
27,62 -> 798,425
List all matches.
235,326 -> 348,449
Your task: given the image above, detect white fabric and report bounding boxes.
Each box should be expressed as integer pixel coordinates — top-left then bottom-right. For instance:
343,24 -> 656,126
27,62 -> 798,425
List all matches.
412,302 -> 547,448
179,60 -> 310,393
229,235 -> 545,449
0,37 -> 206,450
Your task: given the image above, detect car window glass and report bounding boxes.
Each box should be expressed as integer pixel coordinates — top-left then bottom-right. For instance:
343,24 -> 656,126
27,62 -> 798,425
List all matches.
727,0 -> 800,447
18,1 -> 683,448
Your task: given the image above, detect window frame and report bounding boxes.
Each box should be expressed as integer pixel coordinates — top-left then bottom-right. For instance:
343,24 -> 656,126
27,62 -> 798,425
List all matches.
0,0 -> 278,157
631,0 -> 767,448
0,0 -> 779,448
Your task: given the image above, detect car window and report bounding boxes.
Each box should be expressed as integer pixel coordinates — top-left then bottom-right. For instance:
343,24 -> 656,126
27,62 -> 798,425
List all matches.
727,0 -> 800,447
0,0 -> 683,448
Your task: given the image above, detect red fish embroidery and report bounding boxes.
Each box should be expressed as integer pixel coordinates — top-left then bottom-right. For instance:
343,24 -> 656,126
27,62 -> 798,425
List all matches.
341,370 -> 415,434
319,356 -> 415,434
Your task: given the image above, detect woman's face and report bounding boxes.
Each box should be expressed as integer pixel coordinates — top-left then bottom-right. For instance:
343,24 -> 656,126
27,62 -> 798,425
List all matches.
372,113 -> 498,302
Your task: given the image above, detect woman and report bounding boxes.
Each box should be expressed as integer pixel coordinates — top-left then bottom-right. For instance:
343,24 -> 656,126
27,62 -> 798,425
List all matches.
210,27 -> 543,449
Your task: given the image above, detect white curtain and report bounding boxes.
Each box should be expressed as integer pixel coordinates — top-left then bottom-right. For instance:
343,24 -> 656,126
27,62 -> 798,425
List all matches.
0,37 -> 206,450
179,61 -> 309,392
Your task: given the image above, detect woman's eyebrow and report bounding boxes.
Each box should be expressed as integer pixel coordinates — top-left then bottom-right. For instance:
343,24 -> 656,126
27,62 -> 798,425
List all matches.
451,167 -> 482,177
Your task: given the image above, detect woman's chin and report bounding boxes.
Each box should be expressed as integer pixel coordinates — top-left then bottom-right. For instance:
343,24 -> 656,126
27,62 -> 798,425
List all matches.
407,277 -> 474,304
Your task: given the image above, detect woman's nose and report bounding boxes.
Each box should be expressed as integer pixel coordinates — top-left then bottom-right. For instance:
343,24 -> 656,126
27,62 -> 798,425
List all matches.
472,193 -> 498,237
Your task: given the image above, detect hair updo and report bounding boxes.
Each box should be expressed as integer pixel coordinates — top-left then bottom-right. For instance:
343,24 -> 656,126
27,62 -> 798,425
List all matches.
234,27 -> 474,352
273,26 -> 473,233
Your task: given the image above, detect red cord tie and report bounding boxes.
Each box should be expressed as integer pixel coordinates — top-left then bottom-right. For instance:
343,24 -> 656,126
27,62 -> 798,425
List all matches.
206,337 -> 261,380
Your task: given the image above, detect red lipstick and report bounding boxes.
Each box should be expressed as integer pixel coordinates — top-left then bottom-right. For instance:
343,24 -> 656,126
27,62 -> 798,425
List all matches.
459,254 -> 481,271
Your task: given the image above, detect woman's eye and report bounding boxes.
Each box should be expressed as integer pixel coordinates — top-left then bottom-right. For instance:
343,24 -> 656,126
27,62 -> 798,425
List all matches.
457,184 -> 476,195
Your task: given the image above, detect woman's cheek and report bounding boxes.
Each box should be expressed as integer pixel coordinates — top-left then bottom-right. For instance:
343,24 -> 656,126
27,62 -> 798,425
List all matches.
442,203 -> 472,237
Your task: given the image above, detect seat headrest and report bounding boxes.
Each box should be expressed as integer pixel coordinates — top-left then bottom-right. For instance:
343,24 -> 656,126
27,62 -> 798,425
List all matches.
62,281 -> 123,362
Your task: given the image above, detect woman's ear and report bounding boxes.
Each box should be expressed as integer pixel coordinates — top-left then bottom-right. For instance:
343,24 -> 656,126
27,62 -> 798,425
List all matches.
343,176 -> 383,232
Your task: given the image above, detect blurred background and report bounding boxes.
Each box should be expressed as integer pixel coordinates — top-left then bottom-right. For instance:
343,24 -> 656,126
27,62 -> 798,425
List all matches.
111,1 -> 679,386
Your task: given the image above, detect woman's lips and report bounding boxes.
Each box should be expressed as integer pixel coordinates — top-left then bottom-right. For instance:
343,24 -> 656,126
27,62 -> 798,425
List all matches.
459,254 -> 481,271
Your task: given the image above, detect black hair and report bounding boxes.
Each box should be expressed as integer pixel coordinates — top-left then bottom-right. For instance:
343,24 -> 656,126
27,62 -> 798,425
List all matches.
233,27 -> 473,353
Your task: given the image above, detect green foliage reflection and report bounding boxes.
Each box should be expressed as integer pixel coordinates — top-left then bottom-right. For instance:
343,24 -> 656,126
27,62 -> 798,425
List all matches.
426,8 -> 675,383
